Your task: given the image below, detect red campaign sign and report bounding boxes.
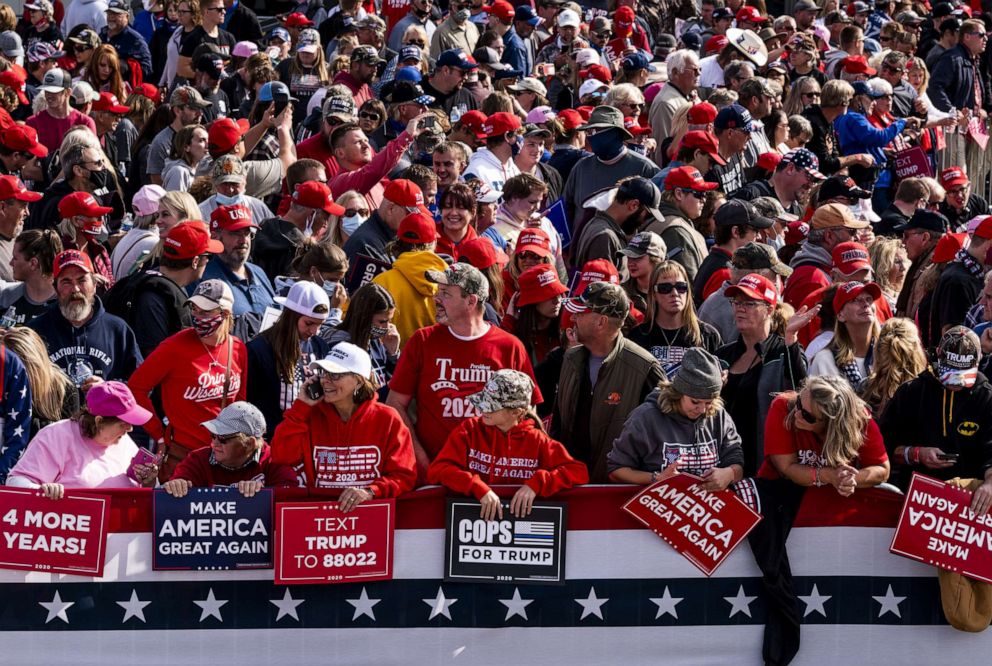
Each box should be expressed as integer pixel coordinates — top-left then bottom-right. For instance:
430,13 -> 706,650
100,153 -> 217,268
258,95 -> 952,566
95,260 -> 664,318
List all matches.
893,146 -> 933,180
0,488 -> 110,577
275,500 -> 395,585
622,473 -> 762,576
890,473 -> 992,583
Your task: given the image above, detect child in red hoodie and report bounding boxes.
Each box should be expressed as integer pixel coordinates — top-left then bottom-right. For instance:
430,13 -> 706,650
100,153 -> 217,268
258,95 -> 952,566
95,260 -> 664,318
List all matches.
428,369 -> 588,520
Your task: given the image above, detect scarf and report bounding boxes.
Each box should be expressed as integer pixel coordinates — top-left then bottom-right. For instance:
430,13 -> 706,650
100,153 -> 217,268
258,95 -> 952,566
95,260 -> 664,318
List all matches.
834,340 -> 874,388
955,247 -> 985,278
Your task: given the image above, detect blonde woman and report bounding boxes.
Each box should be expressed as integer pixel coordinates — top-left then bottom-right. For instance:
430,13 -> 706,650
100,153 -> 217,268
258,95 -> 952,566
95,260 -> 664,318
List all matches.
324,190 -> 368,247
869,237 -> 911,310
629,260 -> 723,379
859,317 -> 927,415
782,76 -> 822,117
761,375 -> 890,494
2,328 -> 78,439
810,281 -> 882,388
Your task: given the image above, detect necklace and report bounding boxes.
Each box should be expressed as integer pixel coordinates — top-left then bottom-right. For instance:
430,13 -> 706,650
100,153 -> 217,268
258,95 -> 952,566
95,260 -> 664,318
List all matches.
199,335 -> 226,372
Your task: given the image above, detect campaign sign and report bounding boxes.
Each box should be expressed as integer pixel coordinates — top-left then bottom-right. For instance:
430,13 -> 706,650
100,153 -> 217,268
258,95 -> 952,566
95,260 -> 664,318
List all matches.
153,488 -> 273,571
894,146 -> 933,180
622,473 -> 762,576
890,473 -> 992,583
345,254 -> 393,293
0,488 -> 110,576
444,499 -> 567,585
275,500 -> 394,585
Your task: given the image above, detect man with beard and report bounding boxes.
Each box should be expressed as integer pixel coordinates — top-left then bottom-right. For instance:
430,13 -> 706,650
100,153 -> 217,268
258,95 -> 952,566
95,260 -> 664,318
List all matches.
732,148 -> 825,216
90,92 -> 130,183
562,106 -> 659,233
572,177 -> 664,283
194,203 -> 275,321
29,249 -> 142,388
645,167 -> 715,282
101,0 -> 153,80
386,263 -> 540,479
146,86 -> 211,185
552,281 -> 662,482
332,46 -> 383,110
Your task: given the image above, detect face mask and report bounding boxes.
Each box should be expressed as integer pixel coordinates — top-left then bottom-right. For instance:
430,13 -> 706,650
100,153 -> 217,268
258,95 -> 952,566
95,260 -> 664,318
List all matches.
454,8 -> 470,22
340,213 -> 366,235
587,129 -> 625,161
370,325 -> 389,339
321,280 -> 341,301
541,148 -> 552,162
87,168 -> 109,189
767,234 -> 785,251
192,312 -> 224,338
304,211 -> 317,237
215,193 -> 244,206
509,134 -> 523,157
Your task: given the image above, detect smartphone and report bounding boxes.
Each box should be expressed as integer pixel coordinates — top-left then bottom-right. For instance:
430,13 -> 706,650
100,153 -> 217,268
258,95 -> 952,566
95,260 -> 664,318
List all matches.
421,115 -> 436,130
937,453 -> 960,462
306,380 -> 325,401
127,448 -> 160,481
273,94 -> 289,117
537,63 -> 555,76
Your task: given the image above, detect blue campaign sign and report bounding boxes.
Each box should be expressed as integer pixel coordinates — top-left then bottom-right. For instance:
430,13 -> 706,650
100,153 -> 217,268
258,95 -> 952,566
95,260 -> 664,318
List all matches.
153,488 -> 273,571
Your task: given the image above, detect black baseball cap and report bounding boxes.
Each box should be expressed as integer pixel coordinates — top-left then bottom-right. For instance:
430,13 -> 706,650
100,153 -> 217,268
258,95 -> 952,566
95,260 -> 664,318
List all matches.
715,199 -> 774,229
819,174 -> 871,201
616,177 -> 663,222
895,209 -> 950,233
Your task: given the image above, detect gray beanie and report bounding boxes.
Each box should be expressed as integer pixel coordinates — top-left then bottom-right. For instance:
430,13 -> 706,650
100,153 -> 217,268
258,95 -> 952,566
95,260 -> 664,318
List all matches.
671,348 -> 723,400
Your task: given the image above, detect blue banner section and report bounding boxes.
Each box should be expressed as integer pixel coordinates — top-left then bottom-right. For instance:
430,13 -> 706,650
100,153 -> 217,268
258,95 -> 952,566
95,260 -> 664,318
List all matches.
152,488 -> 273,571
544,198 -> 571,249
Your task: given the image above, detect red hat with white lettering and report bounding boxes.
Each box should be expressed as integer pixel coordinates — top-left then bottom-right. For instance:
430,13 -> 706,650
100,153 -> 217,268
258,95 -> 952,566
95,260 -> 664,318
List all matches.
736,6 -> 768,23
833,280 -> 882,311
0,175 -> 41,202
832,241 -> 872,276
292,181 -> 346,215
515,228 -> 553,258
53,249 -> 94,278
481,111 -> 522,138
516,265 -> 568,307
725,273 -> 778,306
210,204 -> 257,231
940,166 -> 969,190
58,191 -> 112,218
383,178 -> 429,214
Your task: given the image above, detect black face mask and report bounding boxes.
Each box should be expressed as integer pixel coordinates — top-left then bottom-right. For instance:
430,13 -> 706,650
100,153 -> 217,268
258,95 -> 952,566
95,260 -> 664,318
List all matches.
87,167 -> 109,189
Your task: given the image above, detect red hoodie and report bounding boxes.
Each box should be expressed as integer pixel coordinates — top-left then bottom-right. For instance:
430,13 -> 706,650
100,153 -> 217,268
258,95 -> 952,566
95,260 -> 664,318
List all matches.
270,396 -> 416,497
170,444 -> 299,488
427,417 -> 589,500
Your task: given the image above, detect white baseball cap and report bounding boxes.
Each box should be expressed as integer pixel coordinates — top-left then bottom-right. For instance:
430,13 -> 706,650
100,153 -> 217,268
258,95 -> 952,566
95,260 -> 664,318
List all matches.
275,280 -> 331,319
311,343 -> 373,379
557,9 -> 580,28
579,78 -> 608,99
574,48 -> 600,69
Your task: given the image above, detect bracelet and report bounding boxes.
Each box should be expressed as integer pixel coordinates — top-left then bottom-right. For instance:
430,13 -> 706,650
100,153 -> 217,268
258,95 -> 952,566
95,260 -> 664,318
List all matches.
813,467 -> 822,487
651,470 -> 659,483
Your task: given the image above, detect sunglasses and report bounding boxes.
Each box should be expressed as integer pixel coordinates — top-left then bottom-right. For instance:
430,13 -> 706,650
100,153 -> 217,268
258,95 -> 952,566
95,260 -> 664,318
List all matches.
654,282 -> 689,294
358,111 -> 381,122
213,433 -> 244,445
680,189 -> 705,199
343,207 -> 370,217
794,397 -> 819,424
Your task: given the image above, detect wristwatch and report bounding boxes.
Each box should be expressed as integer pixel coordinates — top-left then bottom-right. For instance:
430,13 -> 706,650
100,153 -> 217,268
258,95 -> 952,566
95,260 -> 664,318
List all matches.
651,471 -> 659,483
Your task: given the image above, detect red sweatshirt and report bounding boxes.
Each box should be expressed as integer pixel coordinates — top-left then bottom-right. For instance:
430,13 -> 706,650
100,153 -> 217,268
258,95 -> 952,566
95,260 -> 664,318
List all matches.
270,396 -> 416,497
128,329 -> 248,450
427,417 -> 588,500
170,444 -> 299,488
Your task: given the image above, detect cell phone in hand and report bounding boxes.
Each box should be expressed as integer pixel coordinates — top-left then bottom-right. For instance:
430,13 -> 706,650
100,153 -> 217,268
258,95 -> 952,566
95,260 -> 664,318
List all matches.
306,379 -> 325,401
127,448 -> 159,481
421,115 -> 436,130
937,453 -> 960,462
273,95 -> 289,117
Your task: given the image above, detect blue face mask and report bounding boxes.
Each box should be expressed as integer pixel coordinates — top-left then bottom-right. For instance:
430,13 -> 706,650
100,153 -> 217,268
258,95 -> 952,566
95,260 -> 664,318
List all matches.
340,213 -> 366,235
215,193 -> 244,206
587,129 -> 625,161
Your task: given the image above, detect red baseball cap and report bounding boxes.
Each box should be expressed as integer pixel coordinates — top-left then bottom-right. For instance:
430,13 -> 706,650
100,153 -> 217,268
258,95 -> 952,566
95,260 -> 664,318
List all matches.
557,109 -> 583,131
208,117 -> 250,155
0,124 -> 47,157
932,232 -> 967,263
456,237 -> 509,269
665,166 -> 718,192
92,92 -> 129,114
757,151 -> 783,172
383,178 -> 427,211
623,117 -> 652,136
132,82 -> 161,105
58,191 -> 112,218
973,216 -> 992,240
578,258 -> 620,286
397,211 -> 439,244
832,241 -> 872,275
940,166 -> 970,190
457,110 -> 488,138
482,0 -> 515,22
736,6 -> 768,23
687,102 -> 718,125
579,64 -> 613,83
0,69 -> 28,105
725,273 -> 778,305
210,204 -> 257,231
292,181 -> 346,215
705,35 -> 729,55
680,130 -> 726,166
283,12 -> 314,27
163,221 -> 224,260
54,249 -> 94,278
576,106 -> 594,121
516,265 -> 568,307
0,175 -> 41,202
515,228 -> 553,258
842,55 -> 876,76
481,111 -> 522,138
614,5 -> 635,34
784,220 -> 810,245
833,281 -> 882,311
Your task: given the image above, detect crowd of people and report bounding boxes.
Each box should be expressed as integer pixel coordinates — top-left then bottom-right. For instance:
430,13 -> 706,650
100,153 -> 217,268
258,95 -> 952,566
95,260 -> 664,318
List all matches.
0,0 -> 988,657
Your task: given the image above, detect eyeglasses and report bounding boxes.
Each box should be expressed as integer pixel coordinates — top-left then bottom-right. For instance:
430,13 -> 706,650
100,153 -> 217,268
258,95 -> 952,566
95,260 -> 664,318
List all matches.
948,186 -> 969,196
968,31 -> 988,38
406,41 -> 427,47
801,91 -> 821,98
343,207 -> 370,217
593,31 -> 612,39
794,396 -> 819,424
213,433 -> 244,445
729,298 -> 766,310
205,6 -> 226,12
316,369 -> 349,381
177,8 -> 193,13
358,111 -> 381,122
623,102 -> 644,110
654,282 -> 689,294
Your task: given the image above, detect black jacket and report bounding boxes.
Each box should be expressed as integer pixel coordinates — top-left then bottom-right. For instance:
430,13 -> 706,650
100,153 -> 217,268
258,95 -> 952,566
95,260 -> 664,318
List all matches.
927,44 -> 992,113
940,193 -> 990,232
342,211 -> 395,265
252,217 -> 306,280
801,105 -> 842,176
879,369 -> 992,489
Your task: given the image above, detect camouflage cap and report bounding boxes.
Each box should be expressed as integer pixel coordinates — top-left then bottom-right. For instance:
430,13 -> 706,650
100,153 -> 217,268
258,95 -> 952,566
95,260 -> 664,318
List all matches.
425,262 -> 490,301
468,369 -> 533,413
564,281 -> 630,319
731,241 -> 792,277
169,85 -> 211,109
201,401 -> 266,438
211,154 -> 247,184
937,326 -> 981,389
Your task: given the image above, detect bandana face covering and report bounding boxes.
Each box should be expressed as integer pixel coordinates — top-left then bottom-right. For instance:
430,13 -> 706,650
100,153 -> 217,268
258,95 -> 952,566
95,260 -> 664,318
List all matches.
193,313 -> 225,337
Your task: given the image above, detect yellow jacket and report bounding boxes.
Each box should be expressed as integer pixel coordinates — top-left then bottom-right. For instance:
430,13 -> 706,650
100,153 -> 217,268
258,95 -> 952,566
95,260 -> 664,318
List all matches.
373,250 -> 448,347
